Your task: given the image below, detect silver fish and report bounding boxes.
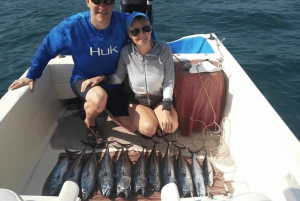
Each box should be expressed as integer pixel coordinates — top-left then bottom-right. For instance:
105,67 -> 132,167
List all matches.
146,141 -> 161,191
189,148 -> 206,197
98,142 -> 114,197
161,139 -> 177,187
174,145 -> 194,197
203,151 -> 214,187
47,149 -> 79,196
64,146 -> 86,184
81,148 -> 98,200
115,142 -> 132,199
132,147 -> 147,196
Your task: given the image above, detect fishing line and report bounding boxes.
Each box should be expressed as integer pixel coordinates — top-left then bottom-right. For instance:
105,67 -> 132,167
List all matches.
172,54 -> 181,62
190,34 -> 226,150
191,61 -> 220,144
173,39 -> 240,189
207,117 -> 251,194
208,118 -> 236,172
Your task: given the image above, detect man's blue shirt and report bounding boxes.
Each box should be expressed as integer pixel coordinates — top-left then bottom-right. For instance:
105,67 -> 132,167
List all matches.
27,10 -> 130,90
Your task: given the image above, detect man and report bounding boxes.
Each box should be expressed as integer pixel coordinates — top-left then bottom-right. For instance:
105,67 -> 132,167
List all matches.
8,0 -> 136,146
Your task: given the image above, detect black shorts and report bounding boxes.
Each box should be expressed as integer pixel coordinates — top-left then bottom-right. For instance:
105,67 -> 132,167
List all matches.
71,79 -> 129,117
128,89 -> 162,110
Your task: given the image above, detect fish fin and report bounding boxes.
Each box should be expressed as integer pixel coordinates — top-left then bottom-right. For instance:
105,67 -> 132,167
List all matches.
52,172 -> 61,181
204,176 -> 211,187
103,168 -> 107,176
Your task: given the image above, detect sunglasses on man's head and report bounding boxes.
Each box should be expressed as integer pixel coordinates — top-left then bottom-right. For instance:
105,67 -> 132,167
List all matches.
91,0 -> 115,5
129,25 -> 152,37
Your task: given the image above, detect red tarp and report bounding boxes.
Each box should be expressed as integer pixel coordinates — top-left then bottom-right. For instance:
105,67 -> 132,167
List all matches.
173,60 -> 226,136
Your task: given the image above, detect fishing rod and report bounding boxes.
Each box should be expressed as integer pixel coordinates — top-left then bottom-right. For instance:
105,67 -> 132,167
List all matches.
147,0 -> 153,24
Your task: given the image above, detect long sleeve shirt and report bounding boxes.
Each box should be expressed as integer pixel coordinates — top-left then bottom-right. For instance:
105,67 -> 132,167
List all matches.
26,10 -> 129,91
108,40 -> 174,107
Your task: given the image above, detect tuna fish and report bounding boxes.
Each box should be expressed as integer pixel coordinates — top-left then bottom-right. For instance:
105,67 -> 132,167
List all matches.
146,141 -> 161,191
174,145 -> 194,197
114,142 -> 132,199
81,148 -> 98,200
188,148 -> 206,197
132,146 -> 147,196
63,146 -> 86,184
203,151 -> 214,187
161,138 -> 177,187
98,141 -> 114,197
47,149 -> 79,196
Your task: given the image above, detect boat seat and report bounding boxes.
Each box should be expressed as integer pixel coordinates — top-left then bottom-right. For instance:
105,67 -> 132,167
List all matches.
48,55 -> 76,100
167,34 -> 215,54
0,181 -> 81,201
0,189 -> 24,201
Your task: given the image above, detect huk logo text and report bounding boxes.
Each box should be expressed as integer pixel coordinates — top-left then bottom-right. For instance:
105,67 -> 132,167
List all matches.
90,46 -> 118,56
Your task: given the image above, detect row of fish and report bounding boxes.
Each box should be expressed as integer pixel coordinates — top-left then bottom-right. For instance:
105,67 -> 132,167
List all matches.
159,138 -> 214,198
44,139 -> 214,200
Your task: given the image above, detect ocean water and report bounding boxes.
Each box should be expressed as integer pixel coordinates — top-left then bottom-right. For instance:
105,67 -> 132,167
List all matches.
0,0 -> 299,139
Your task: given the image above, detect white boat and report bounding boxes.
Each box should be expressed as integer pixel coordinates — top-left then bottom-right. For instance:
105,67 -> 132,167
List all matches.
1,32 -> 300,201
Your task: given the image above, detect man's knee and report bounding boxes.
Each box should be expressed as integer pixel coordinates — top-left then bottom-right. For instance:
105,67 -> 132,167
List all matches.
84,101 -> 102,114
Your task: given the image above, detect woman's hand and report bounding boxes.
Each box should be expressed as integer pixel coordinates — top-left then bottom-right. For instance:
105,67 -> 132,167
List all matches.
8,77 -> 35,92
81,75 -> 106,92
159,110 -> 173,135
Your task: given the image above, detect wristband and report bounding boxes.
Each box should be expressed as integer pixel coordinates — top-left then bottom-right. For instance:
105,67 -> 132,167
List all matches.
162,100 -> 172,111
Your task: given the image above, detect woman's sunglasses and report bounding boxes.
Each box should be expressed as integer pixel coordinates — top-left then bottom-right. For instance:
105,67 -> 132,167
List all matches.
91,0 -> 115,5
129,25 -> 152,37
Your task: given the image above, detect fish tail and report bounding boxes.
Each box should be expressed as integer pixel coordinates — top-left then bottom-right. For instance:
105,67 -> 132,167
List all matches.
65,148 -> 80,156
173,143 -> 186,150
188,147 -> 202,156
163,136 -> 177,144
115,141 -> 132,148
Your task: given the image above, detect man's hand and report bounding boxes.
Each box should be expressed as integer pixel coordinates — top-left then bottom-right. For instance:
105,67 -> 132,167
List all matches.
8,77 -> 35,93
81,76 -> 106,93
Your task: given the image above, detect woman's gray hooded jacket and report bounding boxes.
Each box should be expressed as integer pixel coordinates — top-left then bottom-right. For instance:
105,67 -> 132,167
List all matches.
108,40 -> 174,107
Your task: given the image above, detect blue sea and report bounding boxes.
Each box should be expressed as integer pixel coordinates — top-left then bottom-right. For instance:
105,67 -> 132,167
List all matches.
0,0 -> 299,139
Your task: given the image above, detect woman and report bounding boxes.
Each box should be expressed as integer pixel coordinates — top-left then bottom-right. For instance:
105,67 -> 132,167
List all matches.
102,12 -> 178,137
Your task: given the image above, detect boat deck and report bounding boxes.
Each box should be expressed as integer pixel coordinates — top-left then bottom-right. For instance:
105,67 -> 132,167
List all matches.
22,107 -> 234,200
2,34 -> 300,201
